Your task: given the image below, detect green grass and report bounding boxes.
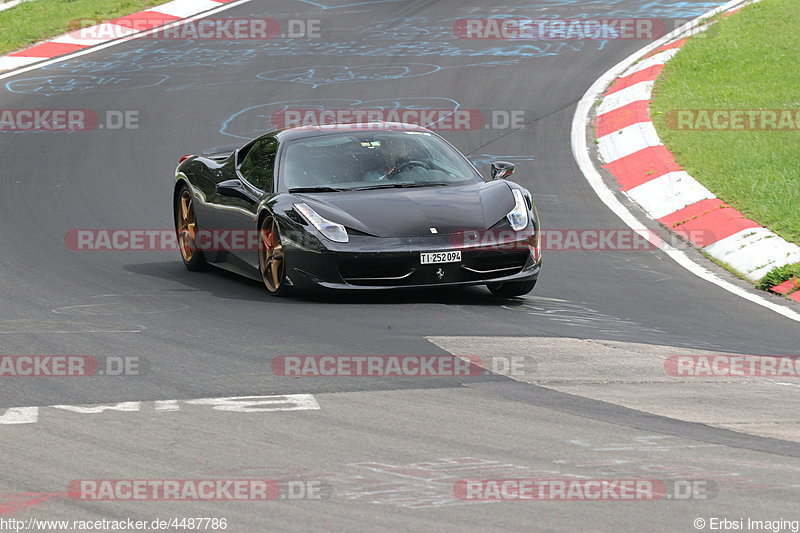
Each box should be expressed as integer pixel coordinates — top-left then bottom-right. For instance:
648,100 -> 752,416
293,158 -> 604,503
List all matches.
756,263 -> 800,291
0,0 -> 166,55
650,0 -> 800,245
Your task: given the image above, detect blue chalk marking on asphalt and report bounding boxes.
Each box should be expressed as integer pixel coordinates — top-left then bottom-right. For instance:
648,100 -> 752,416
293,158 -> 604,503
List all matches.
219,97 -> 462,140
41,44 -> 260,74
255,61 -> 519,88
295,0 -> 409,9
5,74 -> 169,96
255,64 -> 443,88
167,60 -> 518,93
459,0 -> 722,18
11,1 -> 719,94
28,19 -> 602,68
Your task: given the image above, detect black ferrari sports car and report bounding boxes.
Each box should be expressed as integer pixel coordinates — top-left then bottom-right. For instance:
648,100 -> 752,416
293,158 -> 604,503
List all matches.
173,122 -> 541,297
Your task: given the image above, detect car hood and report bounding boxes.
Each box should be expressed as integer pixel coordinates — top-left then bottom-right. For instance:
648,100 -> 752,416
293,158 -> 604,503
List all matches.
294,181 -> 515,238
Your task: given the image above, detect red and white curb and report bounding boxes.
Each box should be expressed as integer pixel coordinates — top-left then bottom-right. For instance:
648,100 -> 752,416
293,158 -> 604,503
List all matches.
771,279 -> 800,302
0,0 -> 238,73
593,3 -> 800,296
572,0 -> 800,322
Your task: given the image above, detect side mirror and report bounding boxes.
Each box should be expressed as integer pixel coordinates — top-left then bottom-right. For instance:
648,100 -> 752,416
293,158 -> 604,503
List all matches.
491,161 -> 515,180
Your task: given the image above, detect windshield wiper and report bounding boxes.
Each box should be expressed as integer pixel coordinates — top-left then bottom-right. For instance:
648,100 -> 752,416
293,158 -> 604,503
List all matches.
354,182 -> 450,191
397,182 -> 450,188
288,186 -> 345,193
353,183 -> 408,191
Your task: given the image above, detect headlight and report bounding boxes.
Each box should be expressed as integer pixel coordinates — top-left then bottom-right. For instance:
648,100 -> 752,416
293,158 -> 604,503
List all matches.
506,189 -> 529,231
293,203 -> 349,243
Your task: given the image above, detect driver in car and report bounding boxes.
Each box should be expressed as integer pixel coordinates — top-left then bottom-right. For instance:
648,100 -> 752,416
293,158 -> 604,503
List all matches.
362,137 -> 427,182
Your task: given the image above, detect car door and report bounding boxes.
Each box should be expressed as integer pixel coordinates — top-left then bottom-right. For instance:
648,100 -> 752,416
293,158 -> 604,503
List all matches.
211,136 -> 278,269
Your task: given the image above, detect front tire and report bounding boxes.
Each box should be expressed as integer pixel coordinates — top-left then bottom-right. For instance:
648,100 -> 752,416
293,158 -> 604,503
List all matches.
175,186 -> 207,271
487,278 -> 537,297
258,216 -> 290,297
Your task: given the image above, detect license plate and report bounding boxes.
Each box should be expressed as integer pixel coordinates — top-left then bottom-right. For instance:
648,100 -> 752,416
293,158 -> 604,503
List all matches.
420,251 -> 461,264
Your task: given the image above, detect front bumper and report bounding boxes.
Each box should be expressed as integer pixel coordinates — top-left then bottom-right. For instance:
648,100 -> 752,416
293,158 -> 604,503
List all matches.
283,230 -> 541,291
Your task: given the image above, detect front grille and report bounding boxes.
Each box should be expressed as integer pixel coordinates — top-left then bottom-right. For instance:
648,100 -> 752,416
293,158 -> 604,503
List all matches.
339,258 -> 416,285
338,248 -> 529,287
461,249 -> 529,275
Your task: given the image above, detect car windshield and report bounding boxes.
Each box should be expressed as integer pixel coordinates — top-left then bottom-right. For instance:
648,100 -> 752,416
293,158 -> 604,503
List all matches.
280,131 -> 483,192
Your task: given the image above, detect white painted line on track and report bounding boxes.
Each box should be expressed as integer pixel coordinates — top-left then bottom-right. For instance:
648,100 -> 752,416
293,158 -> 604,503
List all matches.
0,0 -> 30,13
0,394 -> 320,425
155,0 -> 226,18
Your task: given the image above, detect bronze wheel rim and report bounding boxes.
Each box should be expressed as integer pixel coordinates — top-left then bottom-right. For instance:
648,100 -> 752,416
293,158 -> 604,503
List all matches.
177,191 -> 197,262
259,218 -> 284,293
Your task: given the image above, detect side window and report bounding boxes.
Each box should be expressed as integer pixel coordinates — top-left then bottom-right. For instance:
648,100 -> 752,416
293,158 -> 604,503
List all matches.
240,137 -> 277,192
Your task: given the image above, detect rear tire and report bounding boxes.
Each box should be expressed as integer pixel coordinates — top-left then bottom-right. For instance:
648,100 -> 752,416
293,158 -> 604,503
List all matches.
487,278 -> 537,297
175,186 -> 207,271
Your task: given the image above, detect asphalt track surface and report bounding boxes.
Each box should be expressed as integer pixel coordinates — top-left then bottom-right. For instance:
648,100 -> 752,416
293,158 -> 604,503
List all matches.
1,0 -> 799,531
